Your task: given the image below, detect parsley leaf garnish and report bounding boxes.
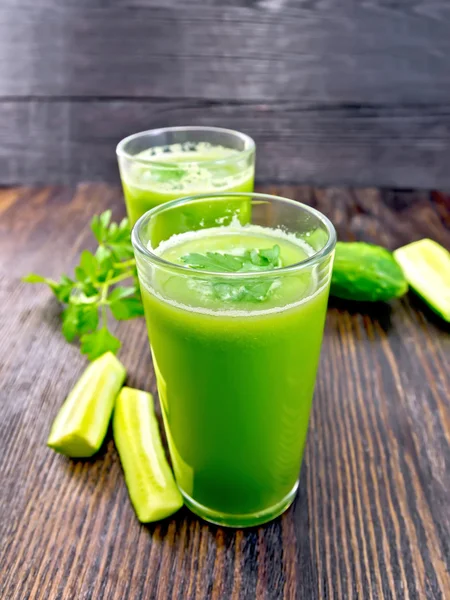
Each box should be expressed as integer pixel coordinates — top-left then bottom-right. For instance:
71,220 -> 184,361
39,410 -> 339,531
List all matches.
181,245 -> 281,303
23,211 -> 142,361
23,213 -> 284,357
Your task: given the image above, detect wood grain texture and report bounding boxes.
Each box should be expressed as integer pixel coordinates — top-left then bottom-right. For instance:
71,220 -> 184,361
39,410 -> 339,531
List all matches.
2,0 -> 450,101
1,0 -> 450,186
2,101 -> 450,189
0,184 -> 449,599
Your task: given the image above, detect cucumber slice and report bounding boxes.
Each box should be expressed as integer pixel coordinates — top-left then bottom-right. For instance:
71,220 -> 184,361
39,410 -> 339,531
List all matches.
48,352 -> 126,457
113,387 -> 183,523
394,239 -> 450,322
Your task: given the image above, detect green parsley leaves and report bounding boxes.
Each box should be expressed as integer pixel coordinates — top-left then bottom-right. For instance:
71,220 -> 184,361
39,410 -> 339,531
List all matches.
181,245 -> 281,303
181,245 -> 280,273
23,210 -> 286,358
23,210 -> 143,361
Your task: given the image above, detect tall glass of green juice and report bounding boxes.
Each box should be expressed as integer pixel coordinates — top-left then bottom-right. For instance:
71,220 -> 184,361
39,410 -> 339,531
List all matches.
116,126 -> 255,225
132,193 -> 336,527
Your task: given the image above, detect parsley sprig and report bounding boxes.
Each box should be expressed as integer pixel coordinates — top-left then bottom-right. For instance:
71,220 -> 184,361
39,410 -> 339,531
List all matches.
181,245 -> 281,303
23,211 -> 144,361
23,211 -> 284,358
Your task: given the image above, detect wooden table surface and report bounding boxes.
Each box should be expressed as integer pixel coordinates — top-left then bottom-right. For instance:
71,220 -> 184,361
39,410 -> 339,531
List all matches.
0,184 -> 449,600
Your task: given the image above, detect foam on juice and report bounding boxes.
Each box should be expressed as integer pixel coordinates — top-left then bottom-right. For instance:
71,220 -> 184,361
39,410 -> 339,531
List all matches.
152,222 -> 314,261
128,143 -> 252,194
143,223 -> 329,317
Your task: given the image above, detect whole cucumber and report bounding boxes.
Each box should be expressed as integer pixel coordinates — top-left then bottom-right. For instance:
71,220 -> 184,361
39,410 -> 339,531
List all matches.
331,242 -> 408,302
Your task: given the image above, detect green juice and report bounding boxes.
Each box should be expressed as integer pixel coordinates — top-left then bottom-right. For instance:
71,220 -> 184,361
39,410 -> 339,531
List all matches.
139,224 -> 331,525
120,143 -> 254,225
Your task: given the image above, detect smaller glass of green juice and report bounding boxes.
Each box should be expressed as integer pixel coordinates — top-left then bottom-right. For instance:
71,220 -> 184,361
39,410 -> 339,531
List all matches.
116,126 -> 255,225
132,193 -> 336,527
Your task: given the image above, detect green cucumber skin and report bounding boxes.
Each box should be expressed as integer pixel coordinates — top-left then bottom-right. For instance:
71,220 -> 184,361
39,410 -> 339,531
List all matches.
331,242 -> 408,302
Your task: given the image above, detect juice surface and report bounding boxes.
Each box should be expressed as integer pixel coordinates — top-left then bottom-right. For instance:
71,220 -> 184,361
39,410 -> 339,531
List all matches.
140,225 -> 330,518
121,143 -> 254,224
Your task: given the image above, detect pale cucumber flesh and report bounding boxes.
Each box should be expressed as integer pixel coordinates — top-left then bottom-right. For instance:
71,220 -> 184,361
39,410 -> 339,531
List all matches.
113,387 -> 183,523
47,352 -> 126,457
394,239 -> 450,321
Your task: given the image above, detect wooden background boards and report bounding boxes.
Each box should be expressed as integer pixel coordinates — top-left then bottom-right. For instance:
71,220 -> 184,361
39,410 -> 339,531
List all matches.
2,1 -> 450,188
0,184 -> 449,599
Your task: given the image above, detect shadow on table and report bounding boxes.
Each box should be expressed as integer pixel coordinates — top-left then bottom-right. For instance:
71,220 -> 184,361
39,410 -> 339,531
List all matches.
406,291 -> 450,333
57,435 -> 114,470
328,296 -> 393,333
39,296 -> 64,332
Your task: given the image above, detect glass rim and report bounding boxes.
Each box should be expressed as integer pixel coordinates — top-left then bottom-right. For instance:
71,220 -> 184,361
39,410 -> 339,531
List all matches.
132,193 -> 337,278
116,126 -> 256,169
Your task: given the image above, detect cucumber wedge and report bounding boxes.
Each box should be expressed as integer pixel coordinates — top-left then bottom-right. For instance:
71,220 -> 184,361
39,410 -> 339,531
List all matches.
394,239 -> 450,322
113,387 -> 183,523
48,352 -> 126,457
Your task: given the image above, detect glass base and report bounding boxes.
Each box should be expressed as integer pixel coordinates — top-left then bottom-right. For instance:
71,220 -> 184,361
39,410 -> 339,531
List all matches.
180,480 -> 299,528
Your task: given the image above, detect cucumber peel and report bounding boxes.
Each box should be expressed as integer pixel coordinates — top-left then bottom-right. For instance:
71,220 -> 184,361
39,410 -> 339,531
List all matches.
331,242 -> 408,302
113,387 -> 183,523
394,238 -> 450,321
48,352 -> 126,457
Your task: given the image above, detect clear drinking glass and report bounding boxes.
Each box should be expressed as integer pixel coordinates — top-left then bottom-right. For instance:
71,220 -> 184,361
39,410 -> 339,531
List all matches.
132,193 -> 336,527
116,126 -> 255,225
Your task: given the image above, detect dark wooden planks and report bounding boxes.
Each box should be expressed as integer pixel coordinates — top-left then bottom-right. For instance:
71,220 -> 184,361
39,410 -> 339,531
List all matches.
2,1 -> 450,101
2,0 -> 450,187
2,100 -> 450,188
0,184 -> 449,599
